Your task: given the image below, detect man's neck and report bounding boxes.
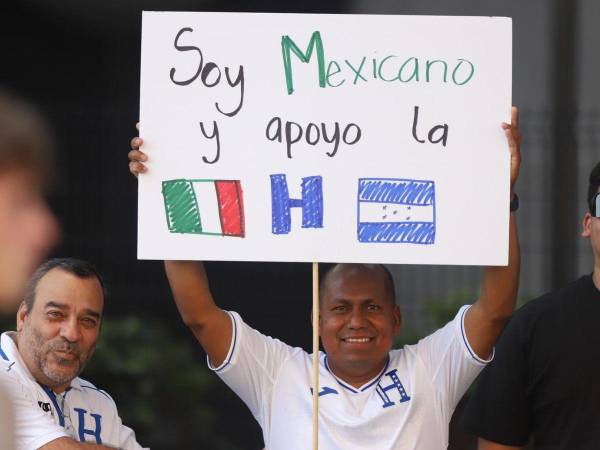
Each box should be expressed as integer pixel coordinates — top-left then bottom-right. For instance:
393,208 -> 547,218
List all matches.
593,266 -> 600,292
328,356 -> 389,389
49,384 -> 69,394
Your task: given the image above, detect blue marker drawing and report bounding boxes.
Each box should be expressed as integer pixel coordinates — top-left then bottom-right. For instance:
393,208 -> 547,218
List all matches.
270,174 -> 323,234
357,178 -> 435,244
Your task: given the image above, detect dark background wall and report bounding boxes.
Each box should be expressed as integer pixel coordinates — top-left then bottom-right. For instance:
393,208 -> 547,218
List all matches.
1,2 -> 340,448
1,1 -> 597,449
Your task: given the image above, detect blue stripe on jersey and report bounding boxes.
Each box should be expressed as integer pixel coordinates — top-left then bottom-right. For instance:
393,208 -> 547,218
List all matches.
0,345 -> 8,361
459,306 -> 489,364
336,380 -> 359,393
80,384 -> 112,400
323,356 -> 358,393
40,385 -> 65,427
215,311 -> 237,372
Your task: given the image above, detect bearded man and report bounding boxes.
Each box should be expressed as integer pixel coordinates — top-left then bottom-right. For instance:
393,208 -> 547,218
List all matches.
0,258 -> 148,450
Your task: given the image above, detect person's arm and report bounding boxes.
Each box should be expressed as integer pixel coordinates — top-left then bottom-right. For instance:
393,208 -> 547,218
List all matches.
478,438 -> 523,450
129,137 -> 232,367
164,260 -> 232,366
464,106 -> 522,359
39,437 -> 118,449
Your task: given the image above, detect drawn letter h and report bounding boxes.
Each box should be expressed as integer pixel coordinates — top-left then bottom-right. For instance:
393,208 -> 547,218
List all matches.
270,174 -> 323,234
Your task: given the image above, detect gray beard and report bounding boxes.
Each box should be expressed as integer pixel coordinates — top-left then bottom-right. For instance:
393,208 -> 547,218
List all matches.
26,327 -> 92,387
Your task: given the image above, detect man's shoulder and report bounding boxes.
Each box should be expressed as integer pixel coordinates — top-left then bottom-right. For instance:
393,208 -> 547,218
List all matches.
0,356 -> 29,389
74,377 -> 117,408
388,343 -> 424,370
0,359 -> 17,389
515,274 -> 591,319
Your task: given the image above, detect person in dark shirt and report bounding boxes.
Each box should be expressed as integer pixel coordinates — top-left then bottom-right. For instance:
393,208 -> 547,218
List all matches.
461,161 -> 600,450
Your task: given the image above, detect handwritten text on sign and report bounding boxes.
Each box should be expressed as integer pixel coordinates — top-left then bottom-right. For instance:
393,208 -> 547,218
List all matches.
138,12 -> 512,265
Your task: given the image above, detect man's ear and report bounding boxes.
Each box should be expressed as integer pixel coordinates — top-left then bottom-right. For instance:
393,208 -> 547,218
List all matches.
582,212 -> 592,238
16,302 -> 27,332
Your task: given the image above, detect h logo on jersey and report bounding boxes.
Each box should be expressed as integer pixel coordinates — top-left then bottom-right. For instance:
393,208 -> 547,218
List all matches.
73,408 -> 103,444
375,369 -> 411,408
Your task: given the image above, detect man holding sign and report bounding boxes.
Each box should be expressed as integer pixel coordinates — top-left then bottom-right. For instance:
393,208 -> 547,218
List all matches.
128,106 -> 521,449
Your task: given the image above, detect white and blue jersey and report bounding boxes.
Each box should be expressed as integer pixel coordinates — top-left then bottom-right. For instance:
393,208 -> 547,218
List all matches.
210,305 -> 490,450
0,332 -> 147,450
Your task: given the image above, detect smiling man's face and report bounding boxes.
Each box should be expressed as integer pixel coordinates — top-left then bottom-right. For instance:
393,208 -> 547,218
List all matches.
319,264 -> 401,388
16,267 -> 103,392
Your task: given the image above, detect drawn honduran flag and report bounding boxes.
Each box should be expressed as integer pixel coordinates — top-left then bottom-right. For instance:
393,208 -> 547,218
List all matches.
357,178 -> 435,244
162,179 -> 245,237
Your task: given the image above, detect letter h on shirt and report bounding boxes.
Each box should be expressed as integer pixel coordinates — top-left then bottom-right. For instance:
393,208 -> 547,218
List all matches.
375,369 -> 411,408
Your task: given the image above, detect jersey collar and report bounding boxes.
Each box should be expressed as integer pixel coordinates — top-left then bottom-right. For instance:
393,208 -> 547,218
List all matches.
323,354 -> 390,393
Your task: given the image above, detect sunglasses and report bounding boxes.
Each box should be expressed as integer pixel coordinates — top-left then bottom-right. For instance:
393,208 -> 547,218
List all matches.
591,192 -> 600,218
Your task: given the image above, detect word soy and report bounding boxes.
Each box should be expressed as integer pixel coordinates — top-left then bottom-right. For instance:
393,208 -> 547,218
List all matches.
170,27 -> 245,117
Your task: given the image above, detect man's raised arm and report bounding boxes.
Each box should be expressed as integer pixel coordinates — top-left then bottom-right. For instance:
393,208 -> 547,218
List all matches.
164,261 -> 232,366
464,106 -> 522,360
129,137 -> 233,367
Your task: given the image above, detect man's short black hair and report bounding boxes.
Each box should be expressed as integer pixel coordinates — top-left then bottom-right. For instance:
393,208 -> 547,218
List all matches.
588,161 -> 600,212
319,263 -> 396,305
23,258 -> 106,314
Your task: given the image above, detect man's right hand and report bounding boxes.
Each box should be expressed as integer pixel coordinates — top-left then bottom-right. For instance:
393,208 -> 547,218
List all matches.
128,132 -> 147,177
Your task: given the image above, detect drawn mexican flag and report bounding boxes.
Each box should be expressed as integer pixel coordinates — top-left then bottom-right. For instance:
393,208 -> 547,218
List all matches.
162,179 -> 245,237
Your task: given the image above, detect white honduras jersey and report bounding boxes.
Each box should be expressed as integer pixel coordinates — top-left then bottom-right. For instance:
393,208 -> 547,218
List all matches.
210,305 -> 490,450
0,332 -> 148,450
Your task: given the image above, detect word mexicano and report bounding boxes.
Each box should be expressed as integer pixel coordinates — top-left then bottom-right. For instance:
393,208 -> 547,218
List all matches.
282,31 -> 475,94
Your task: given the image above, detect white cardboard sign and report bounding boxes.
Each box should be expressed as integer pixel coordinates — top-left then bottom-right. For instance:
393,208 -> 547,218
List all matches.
138,12 -> 512,265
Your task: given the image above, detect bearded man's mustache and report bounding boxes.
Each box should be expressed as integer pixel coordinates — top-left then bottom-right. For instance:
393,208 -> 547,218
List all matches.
48,340 -> 82,356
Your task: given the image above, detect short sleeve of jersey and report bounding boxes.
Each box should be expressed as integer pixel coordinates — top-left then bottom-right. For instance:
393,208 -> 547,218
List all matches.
0,365 -> 68,450
460,313 -> 531,446
84,387 -> 147,450
208,311 -> 297,425
117,422 -> 147,450
112,409 -> 147,450
412,305 -> 491,418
